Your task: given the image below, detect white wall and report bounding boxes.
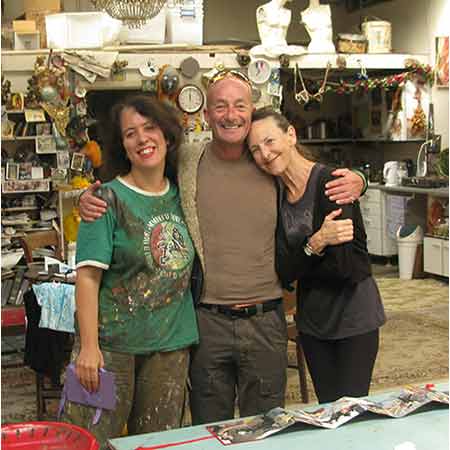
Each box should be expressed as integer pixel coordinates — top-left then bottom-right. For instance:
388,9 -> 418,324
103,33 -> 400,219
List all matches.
427,0 -> 449,149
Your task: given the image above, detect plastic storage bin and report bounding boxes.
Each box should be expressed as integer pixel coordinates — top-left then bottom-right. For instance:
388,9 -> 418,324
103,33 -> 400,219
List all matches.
1,421 -> 99,450
45,12 -> 122,49
119,6 -> 167,44
396,225 -> 423,280
166,0 -> 203,45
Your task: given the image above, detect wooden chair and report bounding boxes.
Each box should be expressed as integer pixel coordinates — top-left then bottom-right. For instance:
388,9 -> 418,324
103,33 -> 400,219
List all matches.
18,230 -> 62,264
283,286 -> 309,404
18,229 -> 70,420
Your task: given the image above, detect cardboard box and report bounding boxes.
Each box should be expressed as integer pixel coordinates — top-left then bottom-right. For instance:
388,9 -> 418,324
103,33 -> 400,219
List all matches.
13,20 -> 36,33
25,11 -> 56,48
24,0 -> 61,13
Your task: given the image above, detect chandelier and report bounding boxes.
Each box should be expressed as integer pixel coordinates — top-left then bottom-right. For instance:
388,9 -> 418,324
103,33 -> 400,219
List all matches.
91,0 -> 169,28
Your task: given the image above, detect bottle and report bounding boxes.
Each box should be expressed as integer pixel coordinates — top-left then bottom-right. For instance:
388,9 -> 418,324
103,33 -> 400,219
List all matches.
426,102 -> 434,142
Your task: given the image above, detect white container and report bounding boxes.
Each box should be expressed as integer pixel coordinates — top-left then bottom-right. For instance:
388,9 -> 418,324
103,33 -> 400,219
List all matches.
45,12 -> 122,49
166,1 -> 203,45
120,6 -> 166,44
14,31 -> 40,50
362,20 -> 391,53
396,225 -> 423,280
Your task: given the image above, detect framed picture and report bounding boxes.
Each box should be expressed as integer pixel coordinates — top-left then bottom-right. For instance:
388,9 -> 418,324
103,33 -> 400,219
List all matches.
57,150 -> 70,169
18,162 -> 33,180
31,166 -> 44,179
35,123 -> 52,136
1,119 -> 15,138
10,93 -> 24,111
2,179 -> 50,193
36,136 -> 57,154
71,152 -> 86,171
24,108 -> 46,122
435,36 -> 449,87
51,167 -> 68,183
6,162 -> 19,180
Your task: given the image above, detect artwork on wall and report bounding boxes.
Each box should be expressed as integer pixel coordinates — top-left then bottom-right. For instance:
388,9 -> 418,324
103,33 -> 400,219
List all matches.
435,36 -> 449,88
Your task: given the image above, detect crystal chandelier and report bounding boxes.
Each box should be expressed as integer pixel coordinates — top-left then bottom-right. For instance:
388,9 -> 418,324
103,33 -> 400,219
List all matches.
91,0 -> 168,28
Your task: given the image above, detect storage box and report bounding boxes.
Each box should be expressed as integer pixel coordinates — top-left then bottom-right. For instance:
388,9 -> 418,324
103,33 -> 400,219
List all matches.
45,12 -> 122,49
166,2 -> 203,45
119,6 -> 166,44
13,20 -> 36,33
14,32 -> 40,50
25,10 -> 57,48
24,0 -> 61,13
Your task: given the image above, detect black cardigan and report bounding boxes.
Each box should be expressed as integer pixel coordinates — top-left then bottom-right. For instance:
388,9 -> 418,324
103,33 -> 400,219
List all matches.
275,164 -> 372,290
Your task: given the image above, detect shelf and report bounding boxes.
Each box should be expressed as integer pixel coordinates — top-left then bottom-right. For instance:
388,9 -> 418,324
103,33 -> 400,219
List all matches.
2,136 -> 37,142
299,138 -> 426,144
2,207 -> 40,212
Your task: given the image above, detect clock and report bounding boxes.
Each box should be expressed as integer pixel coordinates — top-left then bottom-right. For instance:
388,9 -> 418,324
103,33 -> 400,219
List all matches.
177,84 -> 205,114
248,58 -> 272,85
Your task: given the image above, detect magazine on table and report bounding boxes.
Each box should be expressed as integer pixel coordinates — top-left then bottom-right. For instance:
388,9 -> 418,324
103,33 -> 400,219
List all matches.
207,386 -> 449,445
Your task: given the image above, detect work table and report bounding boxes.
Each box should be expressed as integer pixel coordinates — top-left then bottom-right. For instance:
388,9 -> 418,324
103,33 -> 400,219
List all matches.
368,184 -> 449,197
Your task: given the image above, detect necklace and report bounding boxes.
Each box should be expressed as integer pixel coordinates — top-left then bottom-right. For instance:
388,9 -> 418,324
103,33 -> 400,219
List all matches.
294,63 -> 331,105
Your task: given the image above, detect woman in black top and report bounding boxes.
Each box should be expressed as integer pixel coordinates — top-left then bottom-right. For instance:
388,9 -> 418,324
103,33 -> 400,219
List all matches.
248,107 -> 386,403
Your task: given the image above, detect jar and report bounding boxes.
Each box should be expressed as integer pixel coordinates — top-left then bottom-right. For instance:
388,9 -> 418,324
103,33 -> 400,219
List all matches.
337,34 -> 367,54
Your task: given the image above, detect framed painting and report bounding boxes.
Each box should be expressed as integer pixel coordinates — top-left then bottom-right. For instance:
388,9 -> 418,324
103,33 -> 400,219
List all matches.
435,36 -> 449,87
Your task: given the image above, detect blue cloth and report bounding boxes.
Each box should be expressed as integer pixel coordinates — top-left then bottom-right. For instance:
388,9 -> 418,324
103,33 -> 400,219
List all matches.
32,282 -> 76,333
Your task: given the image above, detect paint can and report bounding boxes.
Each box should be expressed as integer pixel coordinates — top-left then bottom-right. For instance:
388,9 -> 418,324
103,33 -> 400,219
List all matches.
362,19 -> 391,53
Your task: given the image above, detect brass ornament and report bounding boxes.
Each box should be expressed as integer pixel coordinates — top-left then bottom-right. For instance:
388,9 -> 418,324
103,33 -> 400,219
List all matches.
41,101 -> 71,137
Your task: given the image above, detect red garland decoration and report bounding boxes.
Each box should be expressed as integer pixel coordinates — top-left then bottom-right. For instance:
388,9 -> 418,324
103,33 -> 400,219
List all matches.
320,62 -> 434,95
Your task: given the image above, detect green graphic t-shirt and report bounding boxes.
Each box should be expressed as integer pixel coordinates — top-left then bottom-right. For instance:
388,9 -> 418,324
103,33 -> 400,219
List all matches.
76,177 -> 198,354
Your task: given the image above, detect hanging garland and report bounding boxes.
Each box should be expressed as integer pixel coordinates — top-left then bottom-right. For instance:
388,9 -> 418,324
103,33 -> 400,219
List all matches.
294,62 -> 434,101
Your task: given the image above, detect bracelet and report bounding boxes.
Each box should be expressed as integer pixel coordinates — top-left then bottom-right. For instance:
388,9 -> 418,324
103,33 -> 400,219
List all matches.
303,240 -> 324,257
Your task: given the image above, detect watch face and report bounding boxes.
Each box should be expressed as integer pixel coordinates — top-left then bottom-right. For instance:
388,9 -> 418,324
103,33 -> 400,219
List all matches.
177,85 -> 205,114
248,58 -> 272,84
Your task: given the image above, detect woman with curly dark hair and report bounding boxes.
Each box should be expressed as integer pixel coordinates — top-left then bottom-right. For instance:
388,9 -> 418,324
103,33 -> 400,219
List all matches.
61,95 -> 198,448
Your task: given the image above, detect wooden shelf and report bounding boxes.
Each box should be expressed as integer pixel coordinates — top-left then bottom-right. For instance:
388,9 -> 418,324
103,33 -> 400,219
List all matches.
299,138 -> 426,144
2,136 -> 38,142
2,207 -> 39,212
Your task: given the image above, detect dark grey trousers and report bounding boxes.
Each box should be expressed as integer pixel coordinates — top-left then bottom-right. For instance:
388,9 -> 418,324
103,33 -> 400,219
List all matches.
61,342 -> 189,450
189,303 -> 288,425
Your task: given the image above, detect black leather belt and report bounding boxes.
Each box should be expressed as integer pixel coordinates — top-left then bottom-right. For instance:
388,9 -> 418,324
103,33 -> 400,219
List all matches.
199,298 -> 281,319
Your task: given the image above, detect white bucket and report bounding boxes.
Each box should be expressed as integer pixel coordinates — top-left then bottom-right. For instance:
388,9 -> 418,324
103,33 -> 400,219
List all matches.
396,225 -> 423,280
362,20 -> 391,53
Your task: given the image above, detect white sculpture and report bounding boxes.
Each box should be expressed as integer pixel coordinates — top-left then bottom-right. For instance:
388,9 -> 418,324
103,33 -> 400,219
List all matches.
250,0 -> 306,59
301,0 -> 336,53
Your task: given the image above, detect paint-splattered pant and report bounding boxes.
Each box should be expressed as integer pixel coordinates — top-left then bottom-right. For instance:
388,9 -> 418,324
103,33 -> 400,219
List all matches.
60,342 -> 189,450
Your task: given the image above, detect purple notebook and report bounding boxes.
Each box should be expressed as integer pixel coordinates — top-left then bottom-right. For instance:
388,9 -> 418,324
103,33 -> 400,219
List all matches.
58,363 -> 117,425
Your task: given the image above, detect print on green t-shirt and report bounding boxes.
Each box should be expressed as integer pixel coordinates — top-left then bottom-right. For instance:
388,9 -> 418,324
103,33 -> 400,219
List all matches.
76,178 -> 198,354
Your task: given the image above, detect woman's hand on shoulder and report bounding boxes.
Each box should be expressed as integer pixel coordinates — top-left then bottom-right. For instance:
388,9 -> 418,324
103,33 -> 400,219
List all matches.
79,180 -> 108,222
75,347 -> 104,392
318,208 -> 354,247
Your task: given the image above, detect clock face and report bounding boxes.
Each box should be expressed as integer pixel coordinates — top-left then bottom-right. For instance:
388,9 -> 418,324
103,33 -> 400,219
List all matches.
248,58 -> 272,84
177,84 -> 205,114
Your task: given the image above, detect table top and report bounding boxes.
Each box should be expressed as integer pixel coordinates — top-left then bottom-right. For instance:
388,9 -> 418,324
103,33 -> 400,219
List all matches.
108,386 -> 449,450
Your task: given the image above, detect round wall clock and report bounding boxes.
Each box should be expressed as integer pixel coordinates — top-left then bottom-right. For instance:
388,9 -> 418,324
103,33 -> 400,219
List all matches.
248,58 -> 272,84
177,84 -> 205,114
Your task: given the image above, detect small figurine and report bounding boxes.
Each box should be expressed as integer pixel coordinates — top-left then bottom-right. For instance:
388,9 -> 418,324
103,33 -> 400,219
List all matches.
250,0 -> 306,59
301,0 -> 336,53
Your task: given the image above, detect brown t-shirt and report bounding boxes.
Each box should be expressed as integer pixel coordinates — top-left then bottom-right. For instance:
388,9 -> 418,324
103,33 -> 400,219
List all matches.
197,146 -> 282,305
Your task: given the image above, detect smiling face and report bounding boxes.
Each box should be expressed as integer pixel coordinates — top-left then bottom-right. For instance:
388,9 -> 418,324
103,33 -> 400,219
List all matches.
120,107 -> 167,174
205,76 -> 253,149
248,116 -> 297,176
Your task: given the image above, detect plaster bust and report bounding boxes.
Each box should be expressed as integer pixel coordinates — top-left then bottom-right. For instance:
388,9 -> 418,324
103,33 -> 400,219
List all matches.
250,0 -> 306,59
301,0 -> 336,53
